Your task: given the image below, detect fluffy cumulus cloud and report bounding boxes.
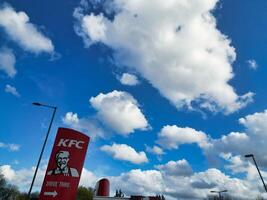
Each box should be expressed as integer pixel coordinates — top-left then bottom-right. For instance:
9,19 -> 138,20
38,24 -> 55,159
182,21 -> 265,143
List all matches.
62,90 -> 149,138
79,168 -> 98,187
202,110 -> 267,167
109,160 -> 264,199
90,90 -> 149,135
74,0 -> 253,114
5,84 -> 20,97
100,143 -> 148,164
220,153 -> 254,176
110,169 -> 165,196
239,110 -> 267,137
145,145 -> 164,156
149,109 -> 267,177
0,47 -> 16,77
153,110 -> 267,169
119,73 -> 140,86
157,125 -> 211,150
81,13 -> 107,44
62,111 -> 79,124
0,142 -> 20,151
0,4 -> 54,53
156,159 -> 193,177
62,112 -> 105,139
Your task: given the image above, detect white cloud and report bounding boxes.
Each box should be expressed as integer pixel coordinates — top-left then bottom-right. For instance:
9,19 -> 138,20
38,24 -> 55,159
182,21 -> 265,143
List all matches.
62,112 -> 79,124
79,167 -> 98,187
82,13 -> 107,44
62,92 -> 149,138
119,73 -> 140,86
155,111 -> 267,168
219,153 -> 256,177
238,110 -> 267,138
74,0 -> 253,114
146,145 -> 164,156
62,112 -> 106,139
110,169 -> 164,196
201,110 -> 267,167
247,59 -> 258,70
0,4 -> 54,53
205,132 -> 249,158
90,90 -> 149,135
100,143 -> 148,164
135,108 -> 267,199
156,159 -> 193,177
189,168 -> 256,199
5,84 -> 20,97
110,162 -> 263,199
169,109 -> 266,171
0,142 -> 20,151
157,125 -> 211,150
220,153 -> 267,194
0,47 -> 16,77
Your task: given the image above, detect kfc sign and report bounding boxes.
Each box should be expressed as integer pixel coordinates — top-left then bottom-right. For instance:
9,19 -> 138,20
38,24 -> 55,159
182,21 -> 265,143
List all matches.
39,128 -> 90,200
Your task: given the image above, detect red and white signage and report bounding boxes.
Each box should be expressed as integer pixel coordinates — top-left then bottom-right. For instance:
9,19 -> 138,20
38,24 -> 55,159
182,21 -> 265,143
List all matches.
39,128 -> 90,200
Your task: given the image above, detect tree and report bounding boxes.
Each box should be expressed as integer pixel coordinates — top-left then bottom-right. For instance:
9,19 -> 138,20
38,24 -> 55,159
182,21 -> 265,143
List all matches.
76,186 -> 94,200
0,172 -> 7,197
16,192 -> 39,200
0,170 -> 20,200
155,195 -> 165,200
114,189 -> 124,197
255,195 -> 264,200
15,193 -> 28,200
0,183 -> 19,200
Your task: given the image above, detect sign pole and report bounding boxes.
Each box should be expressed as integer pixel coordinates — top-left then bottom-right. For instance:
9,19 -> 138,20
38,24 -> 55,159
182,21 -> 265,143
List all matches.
28,104 -> 57,199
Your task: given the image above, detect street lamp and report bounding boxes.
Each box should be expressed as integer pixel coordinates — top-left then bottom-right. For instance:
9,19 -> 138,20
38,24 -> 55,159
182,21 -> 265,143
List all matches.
27,102 -> 57,199
210,190 -> 228,200
245,154 -> 267,192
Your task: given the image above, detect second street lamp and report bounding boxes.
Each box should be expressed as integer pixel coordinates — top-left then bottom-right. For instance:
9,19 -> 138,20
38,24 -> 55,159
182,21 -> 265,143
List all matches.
210,190 -> 228,200
245,154 -> 267,192
27,102 -> 57,200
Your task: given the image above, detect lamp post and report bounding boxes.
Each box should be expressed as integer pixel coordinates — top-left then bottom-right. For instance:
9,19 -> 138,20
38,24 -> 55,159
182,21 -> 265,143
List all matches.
27,102 -> 57,199
210,190 -> 228,200
245,154 -> 267,192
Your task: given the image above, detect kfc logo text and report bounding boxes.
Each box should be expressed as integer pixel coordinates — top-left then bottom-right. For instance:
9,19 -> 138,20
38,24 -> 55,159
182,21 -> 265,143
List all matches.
57,139 -> 85,149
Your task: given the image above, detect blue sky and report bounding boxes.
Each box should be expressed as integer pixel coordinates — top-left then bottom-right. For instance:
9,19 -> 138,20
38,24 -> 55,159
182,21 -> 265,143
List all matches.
1,0 -> 267,199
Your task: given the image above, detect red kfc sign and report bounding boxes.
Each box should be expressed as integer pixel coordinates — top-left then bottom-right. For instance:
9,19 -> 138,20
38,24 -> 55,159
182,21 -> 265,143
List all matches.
39,128 -> 90,200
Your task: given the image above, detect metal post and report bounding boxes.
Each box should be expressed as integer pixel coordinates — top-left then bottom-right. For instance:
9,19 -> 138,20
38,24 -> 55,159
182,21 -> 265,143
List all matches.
252,156 -> 267,192
27,104 -> 57,199
210,190 -> 227,200
218,192 -> 222,200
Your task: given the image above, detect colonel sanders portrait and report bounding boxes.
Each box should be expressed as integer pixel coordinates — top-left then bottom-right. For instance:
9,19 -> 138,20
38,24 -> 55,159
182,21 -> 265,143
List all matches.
47,150 -> 79,177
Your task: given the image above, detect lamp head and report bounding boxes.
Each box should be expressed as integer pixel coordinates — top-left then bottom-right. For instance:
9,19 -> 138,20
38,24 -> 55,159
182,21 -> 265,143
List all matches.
245,154 -> 253,158
32,102 -> 42,106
